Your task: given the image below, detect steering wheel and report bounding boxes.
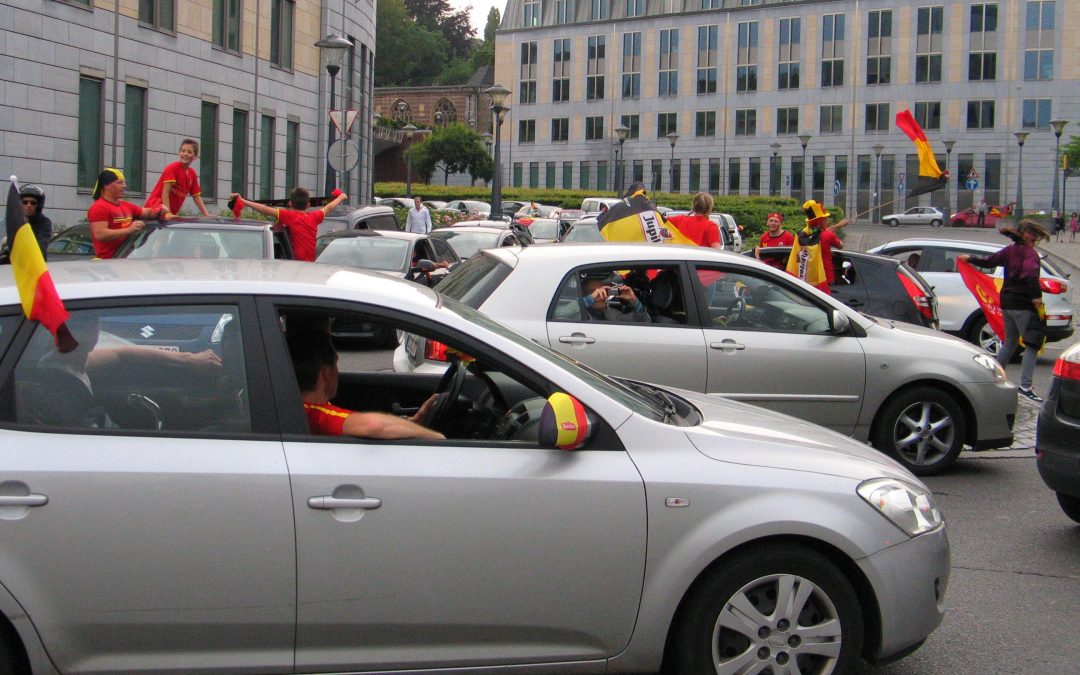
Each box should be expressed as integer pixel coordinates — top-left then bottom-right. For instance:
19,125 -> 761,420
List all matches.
420,357 -> 468,429
728,295 -> 747,324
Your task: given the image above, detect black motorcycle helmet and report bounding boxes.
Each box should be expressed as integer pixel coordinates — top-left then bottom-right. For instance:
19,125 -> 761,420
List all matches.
18,184 -> 45,215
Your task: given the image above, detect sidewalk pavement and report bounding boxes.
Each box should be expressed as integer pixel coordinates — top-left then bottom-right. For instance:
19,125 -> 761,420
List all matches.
1040,236 -> 1080,278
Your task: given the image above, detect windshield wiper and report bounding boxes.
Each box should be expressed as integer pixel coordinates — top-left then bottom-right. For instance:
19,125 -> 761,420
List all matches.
621,380 -> 678,422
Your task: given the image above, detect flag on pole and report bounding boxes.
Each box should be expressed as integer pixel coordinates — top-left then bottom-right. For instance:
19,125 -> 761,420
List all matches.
895,109 -> 948,197
5,177 -> 76,351
597,183 -> 695,245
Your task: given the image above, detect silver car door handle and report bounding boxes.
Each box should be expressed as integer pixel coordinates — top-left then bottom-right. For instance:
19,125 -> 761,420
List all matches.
709,340 -> 746,351
0,494 -> 48,507
307,496 -> 382,510
559,334 -> 597,345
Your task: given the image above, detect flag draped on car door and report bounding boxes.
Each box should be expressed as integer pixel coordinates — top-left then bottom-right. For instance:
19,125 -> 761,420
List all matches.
5,178 -> 77,351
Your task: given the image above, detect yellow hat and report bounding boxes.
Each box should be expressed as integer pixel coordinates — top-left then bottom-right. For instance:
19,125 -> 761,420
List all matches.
802,199 -> 830,222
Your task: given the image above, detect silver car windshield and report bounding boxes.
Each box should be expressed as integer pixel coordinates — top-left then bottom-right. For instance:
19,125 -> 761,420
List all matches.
316,237 -> 409,272
440,297 -> 667,421
526,219 -> 560,239
432,231 -> 501,259
125,228 -> 265,259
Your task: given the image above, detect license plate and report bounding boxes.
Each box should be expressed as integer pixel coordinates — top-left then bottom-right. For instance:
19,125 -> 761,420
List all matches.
406,334 -> 420,360
151,345 -> 180,352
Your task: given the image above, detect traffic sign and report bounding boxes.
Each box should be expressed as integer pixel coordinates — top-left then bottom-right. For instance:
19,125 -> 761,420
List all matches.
966,178 -> 979,191
785,175 -> 791,186
968,168 -> 979,180
328,138 -> 359,172
329,109 -> 359,136
833,180 -> 841,196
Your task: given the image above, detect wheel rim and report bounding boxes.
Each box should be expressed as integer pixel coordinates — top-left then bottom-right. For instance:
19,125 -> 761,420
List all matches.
711,573 -> 843,674
890,400 -> 956,468
977,323 -> 1001,355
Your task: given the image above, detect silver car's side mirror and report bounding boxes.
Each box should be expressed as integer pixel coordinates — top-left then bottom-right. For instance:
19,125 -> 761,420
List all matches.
830,310 -> 851,334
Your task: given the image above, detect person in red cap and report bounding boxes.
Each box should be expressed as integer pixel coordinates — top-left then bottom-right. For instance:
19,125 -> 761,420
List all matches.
87,168 -> 171,259
228,187 -> 348,262
754,212 -> 794,268
144,138 -> 211,217
666,192 -> 722,248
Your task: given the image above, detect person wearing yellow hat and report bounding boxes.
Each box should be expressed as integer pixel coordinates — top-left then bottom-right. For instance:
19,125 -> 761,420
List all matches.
785,200 -> 849,294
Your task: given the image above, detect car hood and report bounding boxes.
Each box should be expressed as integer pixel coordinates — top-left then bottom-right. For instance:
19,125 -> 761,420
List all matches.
676,389 -> 920,484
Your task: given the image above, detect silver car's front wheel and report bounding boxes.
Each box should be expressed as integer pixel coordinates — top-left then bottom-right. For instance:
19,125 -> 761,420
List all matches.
872,386 -> 965,475
971,316 -> 1002,356
666,546 -> 863,675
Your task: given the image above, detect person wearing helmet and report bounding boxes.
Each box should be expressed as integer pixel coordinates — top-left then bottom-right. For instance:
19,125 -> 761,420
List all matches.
1,184 -> 52,264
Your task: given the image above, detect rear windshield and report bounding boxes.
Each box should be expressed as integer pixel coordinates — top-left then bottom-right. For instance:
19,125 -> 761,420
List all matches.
316,236 -> 408,272
432,231 -> 501,259
526,219 -> 560,239
123,228 -> 266,259
1039,253 -> 1068,279
437,253 -> 512,309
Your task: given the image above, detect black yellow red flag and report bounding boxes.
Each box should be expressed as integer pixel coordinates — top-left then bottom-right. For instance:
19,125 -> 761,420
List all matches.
596,183 -> 695,245
895,110 -> 948,197
5,178 -> 77,352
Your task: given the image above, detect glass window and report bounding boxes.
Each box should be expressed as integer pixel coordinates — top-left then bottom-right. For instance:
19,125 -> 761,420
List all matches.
3,305 -> 249,433
622,32 -> 641,99
1022,99 -> 1052,129
78,76 -> 103,190
728,157 -> 741,193
736,22 -> 758,92
659,29 -> 679,97
579,162 -> 591,190
213,0 -> 241,52
966,100 -> 995,129
555,0 -> 573,24
259,115 -> 275,200
914,101 -> 941,130
285,120 -> 299,192
620,113 -> 640,139
200,102 -> 218,200
735,109 -> 756,136
270,0 -> 294,69
139,0 -> 175,32
519,119 -> 536,143
585,116 -> 604,141
697,26 -> 718,95
696,111 -> 716,137
124,85 -> 146,193
550,265 -> 687,325
520,42 -> 538,104
587,36 -> 606,101
915,6 -> 943,83
553,38 -> 571,102
776,107 -> 798,135
657,112 -> 677,138
865,103 -> 889,132
231,110 -> 248,195
820,14 -> 844,88
551,118 -> 569,142
693,265 -> 832,334
523,0 -> 541,26
820,104 -> 843,134
590,0 -> 608,21
778,17 -> 801,90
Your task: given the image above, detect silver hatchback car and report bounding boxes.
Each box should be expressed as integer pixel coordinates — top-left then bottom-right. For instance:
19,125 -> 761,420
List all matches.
400,244 -> 1017,475
0,259 -> 948,673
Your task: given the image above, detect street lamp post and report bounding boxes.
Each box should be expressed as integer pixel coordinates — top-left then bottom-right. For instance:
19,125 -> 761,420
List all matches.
872,144 -> 884,223
1014,132 -> 1029,219
615,124 -> 630,195
481,131 -> 493,156
770,142 -> 781,196
943,139 -> 956,220
798,134 -> 812,202
315,34 -> 352,194
1051,119 -> 1068,212
667,132 -> 679,193
484,84 -> 511,219
401,124 -> 417,197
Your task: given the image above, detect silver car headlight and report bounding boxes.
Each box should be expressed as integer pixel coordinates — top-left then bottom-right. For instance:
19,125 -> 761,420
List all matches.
973,353 -> 1007,382
858,478 -> 944,537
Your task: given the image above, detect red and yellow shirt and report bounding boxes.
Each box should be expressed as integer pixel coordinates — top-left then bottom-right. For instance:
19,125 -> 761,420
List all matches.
278,209 -> 325,262
86,198 -> 144,259
145,162 -> 201,214
304,401 -> 352,435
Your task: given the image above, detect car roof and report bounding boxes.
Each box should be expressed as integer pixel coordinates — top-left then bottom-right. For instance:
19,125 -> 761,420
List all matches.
432,225 -> 510,235
449,219 -> 516,229
0,259 -> 440,308
873,238 -> 997,250
317,229 -> 423,242
141,218 -> 283,233
751,246 -> 897,265
484,241 -> 752,266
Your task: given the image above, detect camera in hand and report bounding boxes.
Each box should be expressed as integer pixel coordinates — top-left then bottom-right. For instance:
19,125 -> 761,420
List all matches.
605,273 -> 626,309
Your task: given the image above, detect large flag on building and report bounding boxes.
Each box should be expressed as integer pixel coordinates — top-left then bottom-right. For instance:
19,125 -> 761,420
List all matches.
5,178 -> 76,351
895,109 -> 948,197
597,184 -> 695,245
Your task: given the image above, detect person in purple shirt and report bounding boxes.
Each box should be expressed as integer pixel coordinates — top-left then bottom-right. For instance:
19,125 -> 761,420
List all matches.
960,220 -> 1050,402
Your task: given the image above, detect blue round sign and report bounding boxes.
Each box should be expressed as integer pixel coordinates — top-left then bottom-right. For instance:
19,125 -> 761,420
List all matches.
966,178 -> 979,191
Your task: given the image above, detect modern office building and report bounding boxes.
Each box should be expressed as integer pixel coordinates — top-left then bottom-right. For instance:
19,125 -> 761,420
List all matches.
0,0 -> 375,228
494,0 -> 1079,219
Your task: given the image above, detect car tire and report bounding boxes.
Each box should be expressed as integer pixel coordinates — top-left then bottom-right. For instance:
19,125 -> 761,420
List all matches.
967,314 -> 1003,357
872,386 -> 965,476
665,544 -> 863,675
886,219 -> 899,227
952,219 -> 965,227
930,219 -> 943,228
1057,493 -> 1080,524
0,619 -> 29,675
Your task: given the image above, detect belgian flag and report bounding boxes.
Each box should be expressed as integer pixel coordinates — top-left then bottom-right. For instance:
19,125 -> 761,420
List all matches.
5,178 -> 77,352
895,110 -> 948,197
597,183 -> 695,245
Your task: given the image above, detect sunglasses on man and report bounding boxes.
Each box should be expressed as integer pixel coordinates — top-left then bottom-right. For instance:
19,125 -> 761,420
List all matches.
22,199 -> 38,206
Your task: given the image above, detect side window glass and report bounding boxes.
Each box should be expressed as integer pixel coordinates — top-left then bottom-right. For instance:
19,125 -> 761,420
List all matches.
431,238 -> 456,264
695,265 -> 832,334
831,254 -> 860,286
550,265 -> 687,325
0,315 -> 18,356
2,305 -> 249,433
274,233 -> 289,259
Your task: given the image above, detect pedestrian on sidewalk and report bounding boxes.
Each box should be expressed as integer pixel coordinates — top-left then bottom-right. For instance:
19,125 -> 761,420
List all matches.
1053,211 -> 1065,243
959,220 -> 1050,403
1070,212 -> 1078,243
405,196 -> 432,234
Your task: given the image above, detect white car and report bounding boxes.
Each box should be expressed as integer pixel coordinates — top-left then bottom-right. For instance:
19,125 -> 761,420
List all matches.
443,199 -> 492,216
0,258 -> 949,673
868,238 -> 1073,354
399,243 -> 1018,475
881,207 -> 945,228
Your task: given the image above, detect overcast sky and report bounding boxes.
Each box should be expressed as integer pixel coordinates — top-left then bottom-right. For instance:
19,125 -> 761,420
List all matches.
448,0 -> 503,34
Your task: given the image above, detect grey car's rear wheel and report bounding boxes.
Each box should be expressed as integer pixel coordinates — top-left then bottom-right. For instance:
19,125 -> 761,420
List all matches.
666,545 -> 863,675
930,219 -> 943,228
1056,493 -> 1080,524
872,386 -> 965,475
967,314 -> 1002,356
886,218 -> 899,227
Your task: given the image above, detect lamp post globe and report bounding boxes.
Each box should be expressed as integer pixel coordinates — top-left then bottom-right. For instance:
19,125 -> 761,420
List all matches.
1014,131 -> 1029,218
798,134 -> 812,202
402,124 -> 417,198
315,34 -> 352,194
769,142 -> 781,196
1051,119 -> 1068,212
615,124 -> 630,195
667,132 -> 679,193
484,85 -> 511,219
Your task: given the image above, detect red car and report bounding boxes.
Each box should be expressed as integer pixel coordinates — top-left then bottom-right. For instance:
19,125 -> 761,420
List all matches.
950,203 -> 1012,228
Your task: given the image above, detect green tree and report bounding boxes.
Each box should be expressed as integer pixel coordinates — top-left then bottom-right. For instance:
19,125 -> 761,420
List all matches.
406,123 -> 492,185
402,0 -> 474,60
1063,134 -> 1080,180
375,0 -> 449,86
483,7 -> 501,43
